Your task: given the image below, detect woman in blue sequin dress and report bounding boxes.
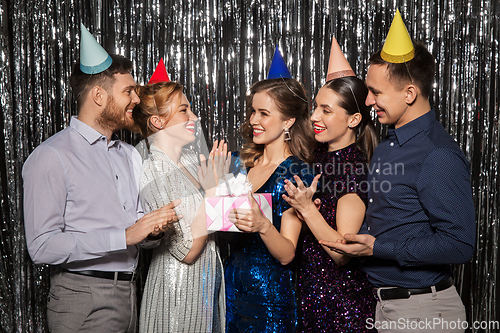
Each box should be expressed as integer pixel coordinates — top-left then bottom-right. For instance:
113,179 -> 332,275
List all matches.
283,76 -> 378,332
224,78 -> 317,332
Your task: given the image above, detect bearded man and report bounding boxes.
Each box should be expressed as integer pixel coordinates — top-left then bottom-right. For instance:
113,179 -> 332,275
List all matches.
23,51 -> 179,332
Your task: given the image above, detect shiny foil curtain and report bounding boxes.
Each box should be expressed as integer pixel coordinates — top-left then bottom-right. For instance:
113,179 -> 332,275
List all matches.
0,0 -> 498,331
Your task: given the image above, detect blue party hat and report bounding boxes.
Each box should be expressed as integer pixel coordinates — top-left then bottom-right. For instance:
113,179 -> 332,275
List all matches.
79,23 -> 113,74
267,45 -> 292,79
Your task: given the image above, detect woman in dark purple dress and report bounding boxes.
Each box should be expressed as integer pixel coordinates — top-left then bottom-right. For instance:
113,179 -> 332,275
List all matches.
283,75 -> 378,332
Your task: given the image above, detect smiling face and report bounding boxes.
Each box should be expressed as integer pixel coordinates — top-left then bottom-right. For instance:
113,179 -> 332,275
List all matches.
97,73 -> 140,131
311,85 -> 358,151
162,93 -> 198,145
365,64 -> 410,128
249,91 -> 291,145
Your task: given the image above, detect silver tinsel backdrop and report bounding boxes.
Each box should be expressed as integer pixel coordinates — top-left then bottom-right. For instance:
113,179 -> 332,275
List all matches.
0,0 -> 498,331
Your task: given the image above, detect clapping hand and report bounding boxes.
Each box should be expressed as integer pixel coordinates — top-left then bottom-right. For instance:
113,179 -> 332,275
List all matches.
198,139 -> 231,191
126,199 -> 182,245
212,139 -> 231,182
282,174 -> 321,214
319,234 -> 375,257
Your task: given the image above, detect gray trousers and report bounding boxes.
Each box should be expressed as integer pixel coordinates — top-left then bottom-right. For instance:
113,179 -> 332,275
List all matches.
371,285 -> 467,332
47,271 -> 137,333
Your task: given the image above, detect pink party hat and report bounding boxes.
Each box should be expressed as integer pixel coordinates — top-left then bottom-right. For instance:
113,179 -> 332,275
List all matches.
326,36 -> 355,81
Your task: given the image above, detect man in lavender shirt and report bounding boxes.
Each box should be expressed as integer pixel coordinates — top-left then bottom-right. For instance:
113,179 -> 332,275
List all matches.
22,54 -> 179,332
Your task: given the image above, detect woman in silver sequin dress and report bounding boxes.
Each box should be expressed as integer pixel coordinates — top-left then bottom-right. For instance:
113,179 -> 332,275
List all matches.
133,81 -> 228,332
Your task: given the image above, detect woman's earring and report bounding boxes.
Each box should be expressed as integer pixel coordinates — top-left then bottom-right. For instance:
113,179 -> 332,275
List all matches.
284,127 -> 291,141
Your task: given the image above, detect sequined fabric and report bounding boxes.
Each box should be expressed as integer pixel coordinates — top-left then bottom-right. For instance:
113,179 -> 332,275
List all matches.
225,155 -> 316,333
298,143 -> 376,333
139,145 -> 225,333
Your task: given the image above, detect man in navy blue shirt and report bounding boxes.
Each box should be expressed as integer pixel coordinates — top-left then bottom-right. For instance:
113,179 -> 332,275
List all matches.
321,12 -> 476,333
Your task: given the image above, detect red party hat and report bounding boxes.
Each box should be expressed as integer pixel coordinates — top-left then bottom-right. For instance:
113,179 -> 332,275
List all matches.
148,58 -> 170,84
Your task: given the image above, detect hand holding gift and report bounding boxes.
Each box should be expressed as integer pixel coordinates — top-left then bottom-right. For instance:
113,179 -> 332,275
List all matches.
228,192 -> 272,234
205,173 -> 273,232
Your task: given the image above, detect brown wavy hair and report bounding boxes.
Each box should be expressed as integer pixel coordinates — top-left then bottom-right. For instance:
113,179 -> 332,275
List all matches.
322,76 -> 379,162
132,81 -> 183,138
240,78 -> 316,167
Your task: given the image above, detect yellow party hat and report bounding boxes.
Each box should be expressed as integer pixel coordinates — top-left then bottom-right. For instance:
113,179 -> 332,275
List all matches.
380,9 -> 414,63
326,36 -> 355,81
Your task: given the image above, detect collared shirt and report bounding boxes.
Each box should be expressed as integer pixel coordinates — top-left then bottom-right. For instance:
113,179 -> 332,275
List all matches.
361,109 -> 476,288
23,117 -> 143,272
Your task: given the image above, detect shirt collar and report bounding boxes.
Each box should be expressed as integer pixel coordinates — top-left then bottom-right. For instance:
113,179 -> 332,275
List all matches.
391,108 -> 436,146
108,134 -> 122,149
70,116 -> 122,148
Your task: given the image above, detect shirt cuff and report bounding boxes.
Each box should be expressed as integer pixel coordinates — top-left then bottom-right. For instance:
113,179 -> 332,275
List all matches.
109,229 -> 127,251
373,238 -> 395,260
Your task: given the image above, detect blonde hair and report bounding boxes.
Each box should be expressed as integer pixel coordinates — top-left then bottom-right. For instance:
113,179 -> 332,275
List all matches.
133,81 -> 183,138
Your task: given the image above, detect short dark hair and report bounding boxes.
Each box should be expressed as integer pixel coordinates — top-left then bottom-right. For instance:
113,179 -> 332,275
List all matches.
369,42 -> 435,98
69,54 -> 134,108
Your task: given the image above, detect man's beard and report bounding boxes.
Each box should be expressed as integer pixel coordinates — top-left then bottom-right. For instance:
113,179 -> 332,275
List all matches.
96,95 -> 134,133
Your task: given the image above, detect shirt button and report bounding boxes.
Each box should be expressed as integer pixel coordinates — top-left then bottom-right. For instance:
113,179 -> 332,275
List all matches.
390,142 -> 394,146
369,199 -> 373,203
368,227 -> 371,231
375,169 -> 380,173
123,206 -> 126,210
116,175 -> 118,180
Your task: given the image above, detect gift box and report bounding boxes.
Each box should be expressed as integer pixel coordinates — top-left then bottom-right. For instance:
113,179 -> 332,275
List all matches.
205,193 -> 273,232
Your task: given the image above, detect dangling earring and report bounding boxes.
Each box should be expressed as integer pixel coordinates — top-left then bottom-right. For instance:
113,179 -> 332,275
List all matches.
284,127 -> 291,141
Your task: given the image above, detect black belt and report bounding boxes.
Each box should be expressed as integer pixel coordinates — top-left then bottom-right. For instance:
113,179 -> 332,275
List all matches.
374,277 -> 454,301
62,268 -> 136,281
